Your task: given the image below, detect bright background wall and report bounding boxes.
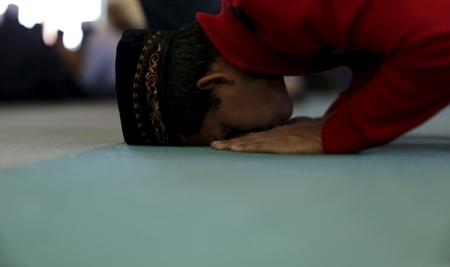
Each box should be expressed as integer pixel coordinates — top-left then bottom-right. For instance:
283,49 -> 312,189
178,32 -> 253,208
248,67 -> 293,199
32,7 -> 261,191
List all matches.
0,0 -> 146,50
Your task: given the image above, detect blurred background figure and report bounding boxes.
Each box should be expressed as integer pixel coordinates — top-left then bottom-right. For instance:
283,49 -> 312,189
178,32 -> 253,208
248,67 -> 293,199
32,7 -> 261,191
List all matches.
73,3 -> 139,98
139,0 -> 221,31
0,4 -> 83,101
0,0 -> 349,102
52,0 -> 146,98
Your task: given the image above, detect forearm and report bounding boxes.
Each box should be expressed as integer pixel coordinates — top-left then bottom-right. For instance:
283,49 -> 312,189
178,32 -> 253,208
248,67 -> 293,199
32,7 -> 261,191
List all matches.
322,51 -> 450,154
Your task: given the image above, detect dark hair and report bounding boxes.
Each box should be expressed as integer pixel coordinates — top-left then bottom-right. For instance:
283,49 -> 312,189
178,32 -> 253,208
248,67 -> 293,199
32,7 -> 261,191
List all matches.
166,22 -> 220,136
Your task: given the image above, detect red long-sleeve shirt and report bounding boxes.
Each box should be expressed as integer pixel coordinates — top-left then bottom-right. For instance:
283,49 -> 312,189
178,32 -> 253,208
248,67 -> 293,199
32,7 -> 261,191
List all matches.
197,0 -> 450,153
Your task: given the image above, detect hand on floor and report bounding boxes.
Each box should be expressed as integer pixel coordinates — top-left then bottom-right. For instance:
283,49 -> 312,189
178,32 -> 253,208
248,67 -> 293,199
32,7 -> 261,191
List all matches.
211,117 -> 325,154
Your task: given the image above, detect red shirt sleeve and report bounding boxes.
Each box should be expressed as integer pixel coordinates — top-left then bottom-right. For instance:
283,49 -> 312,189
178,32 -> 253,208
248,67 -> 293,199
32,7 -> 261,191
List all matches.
320,0 -> 450,153
325,52 -> 383,115
240,0 -> 450,153
322,46 -> 450,153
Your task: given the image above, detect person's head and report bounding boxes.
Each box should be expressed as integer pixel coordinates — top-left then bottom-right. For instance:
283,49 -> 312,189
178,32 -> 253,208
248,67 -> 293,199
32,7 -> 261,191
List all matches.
166,22 -> 293,145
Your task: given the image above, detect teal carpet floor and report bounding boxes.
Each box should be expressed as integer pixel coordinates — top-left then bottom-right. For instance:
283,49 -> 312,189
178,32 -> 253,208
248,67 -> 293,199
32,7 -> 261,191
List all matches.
1,95 -> 449,267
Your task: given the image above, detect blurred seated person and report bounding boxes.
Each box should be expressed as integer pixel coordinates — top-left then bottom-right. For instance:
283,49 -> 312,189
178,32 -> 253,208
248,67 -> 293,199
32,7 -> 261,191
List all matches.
71,4 -> 136,98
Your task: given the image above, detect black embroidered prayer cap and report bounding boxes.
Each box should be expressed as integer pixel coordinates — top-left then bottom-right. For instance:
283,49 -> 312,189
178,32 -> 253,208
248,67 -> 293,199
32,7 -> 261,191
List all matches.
116,29 -> 181,146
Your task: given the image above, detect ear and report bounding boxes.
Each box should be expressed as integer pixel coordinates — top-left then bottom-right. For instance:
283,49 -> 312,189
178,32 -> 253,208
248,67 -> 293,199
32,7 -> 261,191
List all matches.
197,73 -> 232,91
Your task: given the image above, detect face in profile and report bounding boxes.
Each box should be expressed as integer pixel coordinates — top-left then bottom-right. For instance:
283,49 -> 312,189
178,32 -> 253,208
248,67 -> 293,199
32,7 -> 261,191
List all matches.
180,56 -> 293,145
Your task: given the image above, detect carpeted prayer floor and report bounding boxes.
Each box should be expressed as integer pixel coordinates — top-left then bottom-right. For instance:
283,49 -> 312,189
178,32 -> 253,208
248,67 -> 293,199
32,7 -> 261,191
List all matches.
0,94 -> 449,267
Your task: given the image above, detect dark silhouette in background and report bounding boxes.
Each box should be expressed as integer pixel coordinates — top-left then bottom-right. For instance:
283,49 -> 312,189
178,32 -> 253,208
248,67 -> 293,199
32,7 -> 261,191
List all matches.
140,0 -> 221,30
0,5 -> 83,101
1,1 -> 345,101
75,4 -> 134,98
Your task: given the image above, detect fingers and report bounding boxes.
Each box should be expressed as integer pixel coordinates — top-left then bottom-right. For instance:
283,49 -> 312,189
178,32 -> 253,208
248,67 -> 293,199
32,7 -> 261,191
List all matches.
230,141 -> 276,153
212,134 -> 259,150
228,138 -> 295,154
211,130 -> 273,151
210,123 -> 324,154
211,141 -> 244,151
212,139 -> 279,153
211,136 -> 319,154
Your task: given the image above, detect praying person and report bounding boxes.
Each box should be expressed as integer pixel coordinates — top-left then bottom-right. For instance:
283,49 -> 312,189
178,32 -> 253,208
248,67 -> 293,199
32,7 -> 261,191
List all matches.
116,0 -> 450,154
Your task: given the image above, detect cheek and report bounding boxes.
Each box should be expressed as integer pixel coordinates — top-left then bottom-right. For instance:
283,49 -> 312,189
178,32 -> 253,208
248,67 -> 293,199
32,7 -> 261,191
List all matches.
250,89 -> 292,119
219,79 -> 292,130
222,104 -> 273,131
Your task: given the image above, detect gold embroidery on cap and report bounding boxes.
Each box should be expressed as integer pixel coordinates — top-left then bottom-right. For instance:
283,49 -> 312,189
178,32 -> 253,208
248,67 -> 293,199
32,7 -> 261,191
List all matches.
132,31 -> 169,145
